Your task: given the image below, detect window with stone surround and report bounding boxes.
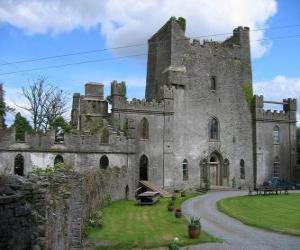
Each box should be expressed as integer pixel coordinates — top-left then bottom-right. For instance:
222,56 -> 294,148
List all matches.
209,117 -> 219,140
139,117 -> 149,139
100,155 -> 109,170
273,156 -> 280,177
240,159 -> 245,179
14,154 -> 24,176
273,126 -> 280,144
210,76 -> 216,91
183,159 -> 188,180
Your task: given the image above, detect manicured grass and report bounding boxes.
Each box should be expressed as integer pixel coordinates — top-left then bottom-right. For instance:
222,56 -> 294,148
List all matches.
86,193 -> 219,249
217,194 -> 300,236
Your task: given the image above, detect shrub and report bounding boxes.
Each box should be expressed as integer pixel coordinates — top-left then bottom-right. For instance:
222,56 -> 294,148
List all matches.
88,210 -> 103,228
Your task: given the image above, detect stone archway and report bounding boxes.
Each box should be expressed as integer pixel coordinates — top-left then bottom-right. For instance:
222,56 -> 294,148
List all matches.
208,152 -> 223,186
14,154 -> 24,176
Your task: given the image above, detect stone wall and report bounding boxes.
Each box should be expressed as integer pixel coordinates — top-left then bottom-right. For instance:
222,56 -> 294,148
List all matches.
0,167 -> 132,250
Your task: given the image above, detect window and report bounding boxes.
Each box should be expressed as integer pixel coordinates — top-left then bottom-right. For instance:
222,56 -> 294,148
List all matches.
55,126 -> 64,143
54,155 -> 64,166
223,159 -> 229,178
139,118 -> 149,139
210,76 -> 216,90
240,159 -> 245,179
273,126 -> 280,144
209,117 -> 219,140
182,159 -> 188,180
273,156 -> 279,177
100,155 -> 109,169
14,154 -> 24,176
101,129 -> 109,144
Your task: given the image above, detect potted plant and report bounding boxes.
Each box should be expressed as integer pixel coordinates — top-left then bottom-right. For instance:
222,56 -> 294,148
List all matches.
180,190 -> 186,197
188,217 -> 201,239
168,199 -> 175,211
174,208 -> 182,218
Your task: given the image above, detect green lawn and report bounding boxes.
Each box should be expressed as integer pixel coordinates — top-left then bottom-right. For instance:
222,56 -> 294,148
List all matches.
217,194 -> 300,236
86,193 -> 219,249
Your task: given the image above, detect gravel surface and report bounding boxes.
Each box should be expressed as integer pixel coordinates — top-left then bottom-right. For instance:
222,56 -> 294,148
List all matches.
181,191 -> 300,250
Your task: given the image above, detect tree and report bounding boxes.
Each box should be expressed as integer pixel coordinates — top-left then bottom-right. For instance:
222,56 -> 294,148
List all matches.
13,112 -> 32,141
0,83 -> 15,129
50,116 -> 71,133
21,77 -> 69,132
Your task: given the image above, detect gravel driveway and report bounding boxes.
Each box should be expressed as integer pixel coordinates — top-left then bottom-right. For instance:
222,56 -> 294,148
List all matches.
181,191 -> 300,250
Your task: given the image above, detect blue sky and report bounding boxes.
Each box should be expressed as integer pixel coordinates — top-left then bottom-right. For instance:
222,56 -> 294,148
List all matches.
0,0 -> 299,124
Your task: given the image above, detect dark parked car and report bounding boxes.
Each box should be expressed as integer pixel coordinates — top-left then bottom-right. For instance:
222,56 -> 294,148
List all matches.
264,177 -> 296,190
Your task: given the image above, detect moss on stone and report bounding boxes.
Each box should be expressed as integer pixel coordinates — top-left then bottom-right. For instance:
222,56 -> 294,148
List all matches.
242,83 -> 254,111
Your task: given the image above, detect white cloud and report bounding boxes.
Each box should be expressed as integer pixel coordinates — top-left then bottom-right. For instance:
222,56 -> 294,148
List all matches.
254,75 -> 300,122
0,0 -> 277,58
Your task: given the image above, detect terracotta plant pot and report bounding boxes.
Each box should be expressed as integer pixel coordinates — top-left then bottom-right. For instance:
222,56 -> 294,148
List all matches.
188,226 -> 201,239
175,209 -> 182,218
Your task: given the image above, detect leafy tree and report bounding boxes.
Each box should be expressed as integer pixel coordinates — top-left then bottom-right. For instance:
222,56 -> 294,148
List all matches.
13,112 -> 32,141
50,116 -> 71,133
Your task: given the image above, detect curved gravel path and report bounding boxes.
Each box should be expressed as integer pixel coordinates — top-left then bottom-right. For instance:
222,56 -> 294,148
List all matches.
181,191 -> 300,250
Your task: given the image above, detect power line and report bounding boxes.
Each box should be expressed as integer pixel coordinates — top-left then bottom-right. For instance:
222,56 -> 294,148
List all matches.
0,33 -> 299,76
1,24 -> 300,66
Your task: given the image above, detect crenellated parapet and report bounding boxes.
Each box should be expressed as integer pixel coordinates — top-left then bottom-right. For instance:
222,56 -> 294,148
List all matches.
254,95 -> 297,123
111,81 -> 174,115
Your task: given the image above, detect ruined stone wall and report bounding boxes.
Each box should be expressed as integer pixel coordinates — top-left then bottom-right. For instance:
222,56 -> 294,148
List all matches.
0,167 -> 133,250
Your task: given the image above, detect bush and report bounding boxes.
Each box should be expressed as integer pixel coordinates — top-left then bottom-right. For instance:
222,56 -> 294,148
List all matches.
88,210 -> 104,228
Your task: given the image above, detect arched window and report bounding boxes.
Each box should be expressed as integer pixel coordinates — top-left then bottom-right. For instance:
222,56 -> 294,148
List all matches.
209,117 -> 219,140
273,126 -> 280,144
182,159 -> 188,180
101,129 -> 109,144
139,118 -> 149,139
210,76 -> 216,90
100,155 -> 109,169
223,158 -> 229,178
240,159 -> 245,179
273,156 -> 279,177
139,155 -> 148,180
14,154 -> 24,176
54,155 -> 64,166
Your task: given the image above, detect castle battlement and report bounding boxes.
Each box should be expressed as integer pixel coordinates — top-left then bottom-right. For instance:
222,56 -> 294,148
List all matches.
254,95 -> 297,122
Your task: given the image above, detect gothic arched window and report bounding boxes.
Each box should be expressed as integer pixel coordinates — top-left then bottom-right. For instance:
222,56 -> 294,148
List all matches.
273,126 -> 280,144
139,118 -> 149,139
182,159 -> 188,180
209,117 -> 219,140
100,155 -> 109,170
54,155 -> 64,165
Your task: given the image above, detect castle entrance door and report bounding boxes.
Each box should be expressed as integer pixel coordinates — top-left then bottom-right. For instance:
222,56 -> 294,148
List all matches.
208,152 -> 223,186
139,155 -> 148,181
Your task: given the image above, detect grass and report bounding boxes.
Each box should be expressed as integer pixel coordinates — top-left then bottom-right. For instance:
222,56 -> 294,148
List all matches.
86,192 -> 219,249
217,194 -> 300,236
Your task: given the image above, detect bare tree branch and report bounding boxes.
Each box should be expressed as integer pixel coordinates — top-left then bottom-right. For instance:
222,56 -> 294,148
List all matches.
20,77 -> 69,132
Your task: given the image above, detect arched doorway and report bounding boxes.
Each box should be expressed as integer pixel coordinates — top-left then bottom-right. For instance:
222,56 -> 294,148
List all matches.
139,155 -> 148,181
14,154 -> 24,176
208,152 -> 223,186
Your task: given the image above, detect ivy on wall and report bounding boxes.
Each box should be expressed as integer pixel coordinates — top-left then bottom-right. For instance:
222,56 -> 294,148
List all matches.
241,83 -> 254,111
176,17 -> 186,32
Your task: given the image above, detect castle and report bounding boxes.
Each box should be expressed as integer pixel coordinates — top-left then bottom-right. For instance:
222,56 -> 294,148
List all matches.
0,17 -> 298,192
